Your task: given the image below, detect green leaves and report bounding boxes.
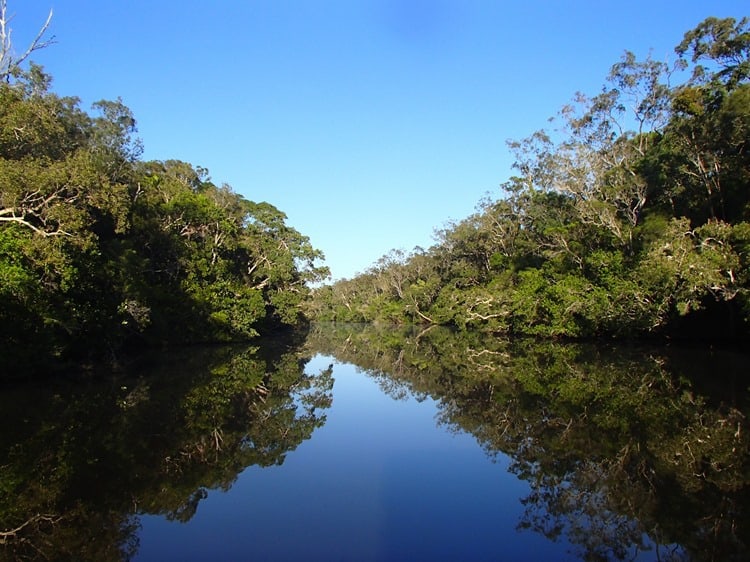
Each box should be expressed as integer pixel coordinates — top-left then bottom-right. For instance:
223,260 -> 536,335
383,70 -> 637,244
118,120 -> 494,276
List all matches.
641,218 -> 742,316
313,17 -> 750,341
676,16 -> 750,89
1,73 -> 328,374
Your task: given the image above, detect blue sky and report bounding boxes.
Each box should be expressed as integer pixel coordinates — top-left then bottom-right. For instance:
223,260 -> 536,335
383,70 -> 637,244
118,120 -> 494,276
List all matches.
10,1 -> 749,280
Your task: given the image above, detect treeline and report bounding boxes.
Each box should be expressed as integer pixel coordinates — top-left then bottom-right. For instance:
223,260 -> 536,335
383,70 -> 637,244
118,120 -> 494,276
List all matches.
0,65 -> 328,373
311,17 -> 750,340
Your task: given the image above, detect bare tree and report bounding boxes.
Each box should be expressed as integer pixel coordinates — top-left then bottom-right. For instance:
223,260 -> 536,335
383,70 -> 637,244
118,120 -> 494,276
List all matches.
0,0 -> 54,81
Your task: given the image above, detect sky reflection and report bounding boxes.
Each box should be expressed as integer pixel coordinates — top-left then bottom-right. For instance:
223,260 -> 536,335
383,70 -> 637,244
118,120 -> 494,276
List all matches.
135,355 -> 566,562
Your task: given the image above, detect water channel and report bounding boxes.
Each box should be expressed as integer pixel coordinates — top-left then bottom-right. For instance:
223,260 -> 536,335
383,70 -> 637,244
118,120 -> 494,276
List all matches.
1,324 -> 748,561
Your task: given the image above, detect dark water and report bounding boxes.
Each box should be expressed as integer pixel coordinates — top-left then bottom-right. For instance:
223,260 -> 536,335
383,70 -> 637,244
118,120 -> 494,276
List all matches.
1,324 -> 748,561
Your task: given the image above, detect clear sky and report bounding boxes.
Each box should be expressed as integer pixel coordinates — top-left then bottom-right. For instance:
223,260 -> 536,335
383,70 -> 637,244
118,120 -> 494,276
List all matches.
9,0 -> 749,280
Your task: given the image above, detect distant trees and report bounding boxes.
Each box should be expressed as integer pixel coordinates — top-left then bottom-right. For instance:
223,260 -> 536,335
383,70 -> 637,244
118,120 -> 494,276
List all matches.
313,16 -> 750,341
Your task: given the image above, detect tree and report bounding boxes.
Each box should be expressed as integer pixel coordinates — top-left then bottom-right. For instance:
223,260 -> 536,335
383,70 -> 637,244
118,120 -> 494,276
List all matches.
0,66 -> 330,372
507,50 -> 674,250
676,16 -> 750,89
241,201 -> 329,324
0,71 -> 135,365
311,17 -> 750,341
0,0 -> 54,83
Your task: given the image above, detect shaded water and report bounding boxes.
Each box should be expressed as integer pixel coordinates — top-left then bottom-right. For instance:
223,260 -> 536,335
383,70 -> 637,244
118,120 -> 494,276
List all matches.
1,324 -> 748,561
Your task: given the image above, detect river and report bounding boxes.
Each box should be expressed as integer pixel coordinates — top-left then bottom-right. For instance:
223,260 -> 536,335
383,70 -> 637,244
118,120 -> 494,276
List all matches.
1,323 -> 748,561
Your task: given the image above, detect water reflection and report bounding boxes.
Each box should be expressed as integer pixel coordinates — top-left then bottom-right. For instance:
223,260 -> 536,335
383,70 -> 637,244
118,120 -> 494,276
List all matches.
1,324 -> 748,561
0,338 -> 332,561
305,323 -> 750,561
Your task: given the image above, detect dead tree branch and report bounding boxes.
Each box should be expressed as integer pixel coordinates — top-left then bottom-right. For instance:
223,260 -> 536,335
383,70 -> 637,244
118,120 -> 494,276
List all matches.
0,1 -> 55,81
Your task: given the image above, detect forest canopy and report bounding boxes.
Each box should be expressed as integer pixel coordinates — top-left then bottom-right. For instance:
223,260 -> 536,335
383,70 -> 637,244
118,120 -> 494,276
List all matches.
0,37 -> 329,374
310,16 -> 750,342
2,14 -> 749,379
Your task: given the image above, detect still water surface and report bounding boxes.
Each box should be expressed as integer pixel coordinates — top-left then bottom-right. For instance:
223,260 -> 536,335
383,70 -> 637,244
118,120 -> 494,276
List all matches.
136,354 -> 567,561
1,324 -> 748,561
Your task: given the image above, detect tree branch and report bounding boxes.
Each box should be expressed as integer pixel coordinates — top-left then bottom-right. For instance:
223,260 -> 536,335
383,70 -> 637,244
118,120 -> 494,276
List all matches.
0,1 -> 55,80
0,214 -> 72,237
0,513 -> 61,544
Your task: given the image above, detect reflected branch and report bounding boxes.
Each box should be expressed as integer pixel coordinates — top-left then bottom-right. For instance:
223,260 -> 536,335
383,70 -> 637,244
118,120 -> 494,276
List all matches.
306,322 -> 750,561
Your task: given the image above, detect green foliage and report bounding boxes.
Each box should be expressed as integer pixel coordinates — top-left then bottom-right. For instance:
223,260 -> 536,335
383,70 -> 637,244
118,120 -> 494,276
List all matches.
312,17 -> 750,342
0,69 -> 328,375
675,16 -> 750,89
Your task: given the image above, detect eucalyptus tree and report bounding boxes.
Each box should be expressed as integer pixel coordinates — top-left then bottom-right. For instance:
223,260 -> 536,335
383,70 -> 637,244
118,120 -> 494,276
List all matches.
506,48 -> 674,253
0,0 -> 53,82
0,69 -> 136,365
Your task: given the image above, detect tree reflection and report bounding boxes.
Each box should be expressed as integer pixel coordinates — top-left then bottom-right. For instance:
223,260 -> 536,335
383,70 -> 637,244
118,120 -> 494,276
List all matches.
306,323 -> 750,561
0,335 -> 332,561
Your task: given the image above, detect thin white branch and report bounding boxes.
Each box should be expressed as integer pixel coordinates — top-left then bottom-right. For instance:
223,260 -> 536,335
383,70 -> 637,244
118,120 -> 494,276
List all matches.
0,1 -> 55,80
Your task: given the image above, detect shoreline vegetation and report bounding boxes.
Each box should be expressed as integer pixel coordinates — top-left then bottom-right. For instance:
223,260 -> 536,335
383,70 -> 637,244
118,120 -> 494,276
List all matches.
0,5 -> 329,377
309,17 -> 750,345
2,10 -> 750,379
